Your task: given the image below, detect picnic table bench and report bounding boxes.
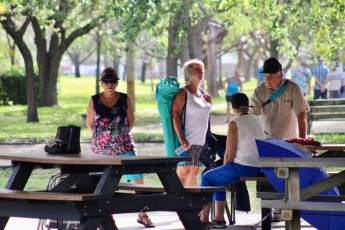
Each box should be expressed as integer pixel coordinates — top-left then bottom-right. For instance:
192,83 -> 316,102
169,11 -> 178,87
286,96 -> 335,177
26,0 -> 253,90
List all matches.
0,152 -> 222,230
231,144 -> 345,230
307,98 -> 345,134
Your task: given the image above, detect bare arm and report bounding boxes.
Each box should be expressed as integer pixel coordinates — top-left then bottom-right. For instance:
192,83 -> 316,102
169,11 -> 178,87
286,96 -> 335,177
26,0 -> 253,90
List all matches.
224,121 -> 238,164
223,77 -> 230,91
127,96 -> 135,132
239,79 -> 243,92
297,111 -> 307,138
86,99 -> 94,134
171,89 -> 190,150
324,75 -> 330,86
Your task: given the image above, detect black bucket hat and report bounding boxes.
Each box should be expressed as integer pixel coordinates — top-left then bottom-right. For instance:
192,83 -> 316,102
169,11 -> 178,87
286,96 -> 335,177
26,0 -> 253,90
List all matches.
99,67 -> 119,82
260,57 -> 282,74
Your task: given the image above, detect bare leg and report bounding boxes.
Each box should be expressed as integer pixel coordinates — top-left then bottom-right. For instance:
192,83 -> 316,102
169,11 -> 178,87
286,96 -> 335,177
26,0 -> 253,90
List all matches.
177,166 -> 189,186
226,102 -> 231,122
200,203 -> 211,223
185,166 -> 199,186
214,201 -> 226,221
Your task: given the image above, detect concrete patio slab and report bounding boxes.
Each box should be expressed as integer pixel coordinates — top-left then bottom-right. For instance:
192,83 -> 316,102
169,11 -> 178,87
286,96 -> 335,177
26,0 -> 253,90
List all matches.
5,211 -> 316,230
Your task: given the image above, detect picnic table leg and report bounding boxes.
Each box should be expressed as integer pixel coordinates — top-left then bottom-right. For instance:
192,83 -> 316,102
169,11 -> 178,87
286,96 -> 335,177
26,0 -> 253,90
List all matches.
261,207 -> 272,230
99,216 -> 118,230
78,217 -> 107,230
176,210 -> 205,230
157,171 -> 205,229
0,162 -> 34,229
286,168 -> 301,230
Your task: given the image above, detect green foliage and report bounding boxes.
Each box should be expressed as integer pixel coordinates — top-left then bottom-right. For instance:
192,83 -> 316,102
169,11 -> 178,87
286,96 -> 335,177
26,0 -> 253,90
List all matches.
0,67 -> 38,105
112,0 -> 165,41
218,0 -> 345,59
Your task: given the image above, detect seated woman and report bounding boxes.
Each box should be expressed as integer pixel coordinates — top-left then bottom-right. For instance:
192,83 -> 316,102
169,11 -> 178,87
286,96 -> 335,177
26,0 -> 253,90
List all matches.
199,93 -> 266,229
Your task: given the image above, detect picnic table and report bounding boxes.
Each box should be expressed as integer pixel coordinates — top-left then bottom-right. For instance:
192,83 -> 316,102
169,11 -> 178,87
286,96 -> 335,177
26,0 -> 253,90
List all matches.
258,144 -> 345,230
0,152 -> 221,230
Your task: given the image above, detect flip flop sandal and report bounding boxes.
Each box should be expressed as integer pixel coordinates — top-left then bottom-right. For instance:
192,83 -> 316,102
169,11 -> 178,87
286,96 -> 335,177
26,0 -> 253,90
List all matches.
202,221 -> 211,230
137,214 -> 155,228
210,220 -> 227,229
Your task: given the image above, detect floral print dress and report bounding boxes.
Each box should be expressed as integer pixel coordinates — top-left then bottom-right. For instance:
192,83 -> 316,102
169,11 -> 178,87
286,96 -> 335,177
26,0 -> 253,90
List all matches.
91,93 -> 135,155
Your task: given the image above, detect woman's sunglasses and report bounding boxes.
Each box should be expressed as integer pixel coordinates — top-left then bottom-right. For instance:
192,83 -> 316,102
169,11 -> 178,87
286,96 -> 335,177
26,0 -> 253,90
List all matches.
102,80 -> 117,85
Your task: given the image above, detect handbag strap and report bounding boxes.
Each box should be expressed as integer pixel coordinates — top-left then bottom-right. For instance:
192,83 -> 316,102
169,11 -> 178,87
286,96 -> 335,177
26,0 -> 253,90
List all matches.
181,87 -> 187,130
199,88 -> 211,132
66,126 -> 74,152
262,80 -> 289,107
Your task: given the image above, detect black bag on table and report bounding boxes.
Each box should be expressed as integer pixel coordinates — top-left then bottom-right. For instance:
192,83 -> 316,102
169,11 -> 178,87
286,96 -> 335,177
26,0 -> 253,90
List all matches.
44,125 -> 81,154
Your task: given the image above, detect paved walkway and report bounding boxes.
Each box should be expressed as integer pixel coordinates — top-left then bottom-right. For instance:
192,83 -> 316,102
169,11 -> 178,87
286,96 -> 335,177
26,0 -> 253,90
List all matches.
5,211 -> 316,230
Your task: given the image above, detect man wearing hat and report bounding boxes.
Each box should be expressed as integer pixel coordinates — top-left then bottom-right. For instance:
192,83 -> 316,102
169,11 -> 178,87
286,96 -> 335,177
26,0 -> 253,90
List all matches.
250,57 -> 310,221
312,57 -> 329,99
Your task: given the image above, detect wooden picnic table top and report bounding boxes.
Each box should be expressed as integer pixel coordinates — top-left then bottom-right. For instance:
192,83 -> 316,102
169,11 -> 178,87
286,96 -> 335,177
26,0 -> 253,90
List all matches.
0,152 -> 187,165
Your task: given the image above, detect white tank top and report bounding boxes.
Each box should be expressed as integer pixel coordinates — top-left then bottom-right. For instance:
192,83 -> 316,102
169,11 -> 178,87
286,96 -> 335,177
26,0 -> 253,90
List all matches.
233,114 -> 266,167
184,89 -> 212,145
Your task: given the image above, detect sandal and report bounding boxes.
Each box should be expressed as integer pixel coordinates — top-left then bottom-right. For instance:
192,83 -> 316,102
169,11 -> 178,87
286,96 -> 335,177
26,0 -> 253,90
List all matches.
210,220 -> 226,229
202,221 -> 211,230
137,213 -> 155,228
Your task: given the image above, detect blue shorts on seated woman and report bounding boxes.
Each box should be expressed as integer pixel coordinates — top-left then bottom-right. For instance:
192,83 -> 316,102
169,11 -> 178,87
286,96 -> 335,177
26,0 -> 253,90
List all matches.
200,161 -> 262,201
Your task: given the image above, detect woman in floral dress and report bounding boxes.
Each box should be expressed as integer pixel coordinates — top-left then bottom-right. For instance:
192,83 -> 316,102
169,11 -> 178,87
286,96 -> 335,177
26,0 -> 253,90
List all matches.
86,67 -> 155,228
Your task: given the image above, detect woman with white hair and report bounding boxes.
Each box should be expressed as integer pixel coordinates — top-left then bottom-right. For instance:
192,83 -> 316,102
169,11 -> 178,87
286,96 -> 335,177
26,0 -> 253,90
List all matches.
171,58 -> 212,186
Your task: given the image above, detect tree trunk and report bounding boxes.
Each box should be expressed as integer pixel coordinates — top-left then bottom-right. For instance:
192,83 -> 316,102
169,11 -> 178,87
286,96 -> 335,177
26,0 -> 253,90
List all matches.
75,63 -> 81,78
207,22 -> 218,97
218,55 -> 223,88
95,27 -> 101,95
166,12 -> 182,77
1,15 -> 39,122
17,42 -> 39,122
141,60 -> 147,83
126,42 -> 136,111
31,14 -> 105,106
189,17 -> 210,60
6,35 -> 16,66
179,34 -> 190,65
270,36 -> 279,58
37,52 -> 62,106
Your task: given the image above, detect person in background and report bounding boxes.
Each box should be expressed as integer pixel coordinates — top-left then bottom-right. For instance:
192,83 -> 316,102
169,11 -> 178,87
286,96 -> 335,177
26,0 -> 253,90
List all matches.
256,66 -> 265,85
291,60 -> 312,97
325,63 -> 343,98
171,58 -> 212,186
86,67 -> 155,228
199,93 -> 265,229
223,69 -> 243,123
312,57 -> 329,99
250,57 -> 309,222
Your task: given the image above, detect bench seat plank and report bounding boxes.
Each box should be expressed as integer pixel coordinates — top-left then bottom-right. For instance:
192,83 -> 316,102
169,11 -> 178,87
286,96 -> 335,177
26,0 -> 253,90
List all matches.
307,99 -> 345,134
262,200 -> 345,212
117,183 -> 224,193
0,188 -> 104,201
